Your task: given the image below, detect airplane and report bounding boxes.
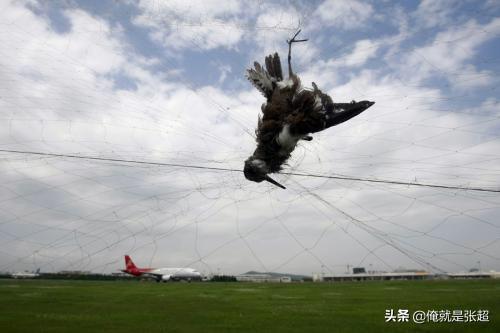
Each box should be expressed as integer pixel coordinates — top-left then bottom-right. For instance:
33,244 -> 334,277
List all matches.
12,268 -> 40,279
121,255 -> 202,282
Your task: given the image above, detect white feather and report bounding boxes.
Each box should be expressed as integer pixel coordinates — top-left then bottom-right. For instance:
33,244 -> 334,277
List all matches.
277,125 -> 301,155
246,68 -> 273,97
250,159 -> 266,169
314,95 -> 323,110
276,78 -> 294,89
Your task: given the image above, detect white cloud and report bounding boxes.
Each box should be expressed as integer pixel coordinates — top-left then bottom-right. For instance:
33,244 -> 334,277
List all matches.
249,5 -> 320,71
314,0 -> 374,30
133,0 -> 245,50
394,18 -> 500,89
343,39 -> 379,67
217,64 -> 232,84
413,0 -> 459,28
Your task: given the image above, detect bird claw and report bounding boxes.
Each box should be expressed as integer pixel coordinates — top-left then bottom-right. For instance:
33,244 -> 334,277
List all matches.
302,135 -> 313,141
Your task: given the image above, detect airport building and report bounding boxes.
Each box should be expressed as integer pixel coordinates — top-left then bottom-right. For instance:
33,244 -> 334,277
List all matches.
322,271 -> 430,282
447,271 -> 500,279
318,267 -> 500,282
236,273 -> 292,283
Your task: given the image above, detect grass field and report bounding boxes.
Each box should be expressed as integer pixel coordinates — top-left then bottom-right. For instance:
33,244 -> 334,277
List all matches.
0,279 -> 499,332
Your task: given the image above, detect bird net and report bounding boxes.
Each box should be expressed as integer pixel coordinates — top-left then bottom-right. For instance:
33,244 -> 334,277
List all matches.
0,0 -> 499,277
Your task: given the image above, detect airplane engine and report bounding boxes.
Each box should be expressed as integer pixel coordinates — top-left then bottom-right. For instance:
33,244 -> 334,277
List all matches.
161,275 -> 171,282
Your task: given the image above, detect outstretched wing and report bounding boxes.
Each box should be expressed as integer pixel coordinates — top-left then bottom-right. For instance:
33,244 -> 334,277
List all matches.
324,101 -> 375,129
289,82 -> 375,135
246,53 -> 283,100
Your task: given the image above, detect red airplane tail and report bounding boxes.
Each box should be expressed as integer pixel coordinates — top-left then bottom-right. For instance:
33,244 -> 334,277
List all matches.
123,255 -> 154,276
125,255 -> 139,275
125,255 -> 137,270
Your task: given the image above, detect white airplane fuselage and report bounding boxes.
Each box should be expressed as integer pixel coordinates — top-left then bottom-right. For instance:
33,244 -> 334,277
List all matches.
12,270 -> 40,279
150,267 -> 202,281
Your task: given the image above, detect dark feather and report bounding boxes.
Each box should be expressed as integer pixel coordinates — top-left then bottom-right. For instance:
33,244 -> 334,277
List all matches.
273,53 -> 283,80
264,53 -> 283,81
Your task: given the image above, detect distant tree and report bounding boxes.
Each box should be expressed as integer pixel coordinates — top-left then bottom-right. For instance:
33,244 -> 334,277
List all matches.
210,275 -> 237,282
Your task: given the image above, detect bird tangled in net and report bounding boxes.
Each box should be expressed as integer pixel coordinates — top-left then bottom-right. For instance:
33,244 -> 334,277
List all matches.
244,31 -> 375,189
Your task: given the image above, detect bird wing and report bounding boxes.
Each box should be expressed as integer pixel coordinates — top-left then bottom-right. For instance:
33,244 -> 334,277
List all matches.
246,53 -> 283,100
323,101 -> 374,129
288,83 -> 375,135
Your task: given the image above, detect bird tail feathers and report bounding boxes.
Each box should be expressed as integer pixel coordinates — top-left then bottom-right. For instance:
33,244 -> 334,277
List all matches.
246,53 -> 283,99
246,63 -> 273,99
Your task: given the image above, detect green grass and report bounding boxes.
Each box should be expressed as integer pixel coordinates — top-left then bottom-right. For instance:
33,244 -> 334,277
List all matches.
0,279 -> 498,332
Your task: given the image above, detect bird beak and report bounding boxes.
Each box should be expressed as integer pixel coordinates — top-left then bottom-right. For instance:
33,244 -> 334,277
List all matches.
264,175 -> 286,189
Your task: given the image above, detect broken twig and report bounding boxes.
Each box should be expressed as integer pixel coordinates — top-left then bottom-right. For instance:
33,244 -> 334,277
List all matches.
287,29 -> 308,77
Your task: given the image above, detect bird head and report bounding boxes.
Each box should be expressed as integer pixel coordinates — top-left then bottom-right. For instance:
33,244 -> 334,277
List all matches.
244,157 -> 286,189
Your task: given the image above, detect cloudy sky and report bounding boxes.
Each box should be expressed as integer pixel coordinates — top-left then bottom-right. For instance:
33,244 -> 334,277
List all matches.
1,0 -> 500,276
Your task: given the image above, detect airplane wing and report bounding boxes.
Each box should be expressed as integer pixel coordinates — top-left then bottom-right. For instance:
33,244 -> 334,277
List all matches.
142,272 -> 171,281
